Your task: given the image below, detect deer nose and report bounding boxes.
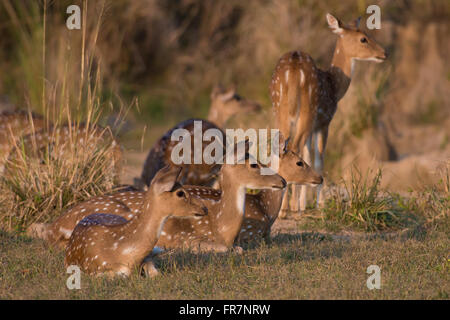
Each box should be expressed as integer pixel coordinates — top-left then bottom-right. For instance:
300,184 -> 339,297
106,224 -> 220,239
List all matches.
318,176 -> 324,185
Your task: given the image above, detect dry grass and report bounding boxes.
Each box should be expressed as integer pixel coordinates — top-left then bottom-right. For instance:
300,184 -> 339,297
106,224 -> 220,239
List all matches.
0,123 -> 120,232
320,168 -> 407,231
0,0 -> 125,232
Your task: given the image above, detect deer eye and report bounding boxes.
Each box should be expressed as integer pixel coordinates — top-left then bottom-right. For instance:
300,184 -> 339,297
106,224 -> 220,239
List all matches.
360,37 -> 368,43
176,190 -> 185,198
296,161 -> 304,167
250,163 -> 258,169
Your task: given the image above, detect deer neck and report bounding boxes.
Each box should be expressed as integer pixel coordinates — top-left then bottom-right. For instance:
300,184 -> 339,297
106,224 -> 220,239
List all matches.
256,189 -> 285,224
211,172 -> 247,247
114,195 -> 168,263
327,39 -> 352,102
207,104 -> 225,127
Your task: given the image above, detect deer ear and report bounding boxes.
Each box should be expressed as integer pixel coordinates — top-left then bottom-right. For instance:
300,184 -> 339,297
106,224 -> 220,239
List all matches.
219,88 -> 235,102
348,16 -> 361,29
151,165 -> 182,194
211,84 -> 225,100
283,137 -> 291,154
326,13 -> 344,34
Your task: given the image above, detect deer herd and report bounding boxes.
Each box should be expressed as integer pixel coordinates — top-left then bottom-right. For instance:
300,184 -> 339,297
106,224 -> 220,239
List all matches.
1,14 -> 386,278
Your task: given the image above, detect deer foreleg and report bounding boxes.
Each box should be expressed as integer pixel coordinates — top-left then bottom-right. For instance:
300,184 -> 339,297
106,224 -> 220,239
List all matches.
314,128 -> 328,208
298,136 -> 312,212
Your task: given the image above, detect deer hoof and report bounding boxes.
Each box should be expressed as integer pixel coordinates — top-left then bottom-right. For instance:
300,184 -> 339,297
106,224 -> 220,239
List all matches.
141,261 -> 160,278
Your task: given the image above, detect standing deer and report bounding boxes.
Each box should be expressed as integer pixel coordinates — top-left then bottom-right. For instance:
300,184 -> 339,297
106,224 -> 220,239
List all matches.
64,165 -> 208,278
270,13 -> 387,214
136,86 -> 260,188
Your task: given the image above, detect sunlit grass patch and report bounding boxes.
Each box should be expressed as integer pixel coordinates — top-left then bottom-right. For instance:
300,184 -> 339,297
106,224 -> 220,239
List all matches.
321,168 -> 410,231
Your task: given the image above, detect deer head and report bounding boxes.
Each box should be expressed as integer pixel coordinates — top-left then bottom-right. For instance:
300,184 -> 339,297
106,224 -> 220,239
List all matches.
148,165 -> 208,218
208,85 -> 261,127
326,13 -> 387,64
272,133 -> 323,186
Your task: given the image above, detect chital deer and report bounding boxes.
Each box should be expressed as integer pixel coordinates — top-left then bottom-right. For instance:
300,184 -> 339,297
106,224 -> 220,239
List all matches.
64,165 -> 208,277
235,143 -> 323,244
0,110 -> 46,172
208,85 -> 261,128
32,143 -> 286,255
154,151 -> 286,253
136,86 -> 260,188
270,13 -> 387,214
137,118 -> 224,189
27,186 -> 144,248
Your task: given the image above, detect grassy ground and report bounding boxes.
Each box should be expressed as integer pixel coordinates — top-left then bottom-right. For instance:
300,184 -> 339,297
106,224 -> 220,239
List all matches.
1,215 -> 448,300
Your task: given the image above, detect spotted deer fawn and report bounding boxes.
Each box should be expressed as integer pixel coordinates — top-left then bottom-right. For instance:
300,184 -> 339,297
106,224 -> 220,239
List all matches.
0,110 -> 46,172
236,141 -> 323,244
155,151 -> 286,253
64,165 -> 208,277
28,187 -> 146,248
32,142 -> 286,254
136,86 -> 260,188
270,13 -> 387,214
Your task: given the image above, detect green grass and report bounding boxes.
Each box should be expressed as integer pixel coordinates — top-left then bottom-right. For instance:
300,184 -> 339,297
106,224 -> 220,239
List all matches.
0,218 -> 448,299
321,168 -> 407,231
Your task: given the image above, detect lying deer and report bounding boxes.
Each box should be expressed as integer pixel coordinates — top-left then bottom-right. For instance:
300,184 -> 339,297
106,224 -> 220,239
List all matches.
137,86 -> 260,188
154,150 -> 286,253
270,13 -> 387,214
64,165 -> 208,278
27,188 -> 146,248
30,141 -> 286,254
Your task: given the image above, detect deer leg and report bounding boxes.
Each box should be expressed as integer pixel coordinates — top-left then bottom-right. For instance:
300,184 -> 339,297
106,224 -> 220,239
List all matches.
289,136 -> 309,213
298,136 -> 312,212
314,128 -> 328,208
279,186 -> 290,217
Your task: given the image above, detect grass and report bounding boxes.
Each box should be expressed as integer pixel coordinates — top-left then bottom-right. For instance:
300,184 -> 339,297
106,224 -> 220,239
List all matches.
0,218 -> 448,299
316,165 -> 449,232
320,168 -> 406,231
0,164 -> 446,299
